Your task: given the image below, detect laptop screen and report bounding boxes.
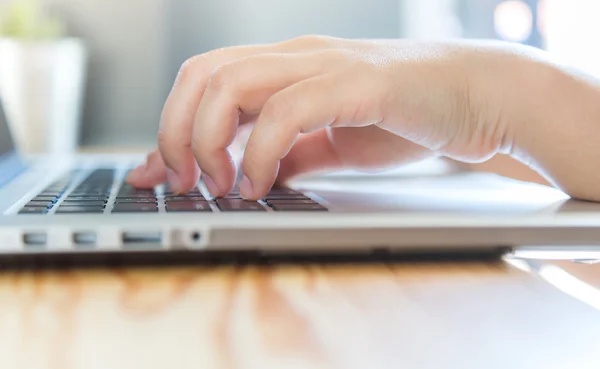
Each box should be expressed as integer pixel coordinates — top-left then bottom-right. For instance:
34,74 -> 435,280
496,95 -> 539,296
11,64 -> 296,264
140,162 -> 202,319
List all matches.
0,98 -> 15,157
0,98 -> 27,188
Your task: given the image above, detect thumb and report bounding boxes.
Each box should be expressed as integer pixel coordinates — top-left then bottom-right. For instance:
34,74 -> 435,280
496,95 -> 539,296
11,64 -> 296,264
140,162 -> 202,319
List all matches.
277,126 -> 437,184
126,149 -> 168,189
276,129 -> 343,184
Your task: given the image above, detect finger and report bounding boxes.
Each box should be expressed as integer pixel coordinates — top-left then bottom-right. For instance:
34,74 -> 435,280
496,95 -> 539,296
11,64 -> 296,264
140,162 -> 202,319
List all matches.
191,52 -> 337,196
157,46 -> 270,193
126,149 -> 168,188
156,36 -> 336,193
276,129 -> 343,184
241,72 -> 385,199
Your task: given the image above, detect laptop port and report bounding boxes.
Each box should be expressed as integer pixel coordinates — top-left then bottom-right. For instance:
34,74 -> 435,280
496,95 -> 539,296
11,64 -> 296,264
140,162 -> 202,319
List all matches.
121,231 -> 163,250
73,232 -> 97,247
191,232 -> 201,243
23,232 -> 47,248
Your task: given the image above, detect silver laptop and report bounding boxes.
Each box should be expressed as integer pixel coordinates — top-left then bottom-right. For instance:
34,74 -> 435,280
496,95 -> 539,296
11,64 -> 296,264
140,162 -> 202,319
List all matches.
1,98 -> 600,259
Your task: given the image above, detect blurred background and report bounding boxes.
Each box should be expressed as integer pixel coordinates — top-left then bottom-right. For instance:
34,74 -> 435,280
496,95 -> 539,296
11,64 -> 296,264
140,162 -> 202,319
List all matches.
0,0 -> 599,153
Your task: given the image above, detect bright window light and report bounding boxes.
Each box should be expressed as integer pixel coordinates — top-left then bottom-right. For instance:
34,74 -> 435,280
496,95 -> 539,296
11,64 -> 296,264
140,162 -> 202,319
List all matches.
494,0 -> 534,42
543,0 -> 600,76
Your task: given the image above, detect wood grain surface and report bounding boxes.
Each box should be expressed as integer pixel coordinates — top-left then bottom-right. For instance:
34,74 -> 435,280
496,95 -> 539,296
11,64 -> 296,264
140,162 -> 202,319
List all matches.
0,259 -> 599,369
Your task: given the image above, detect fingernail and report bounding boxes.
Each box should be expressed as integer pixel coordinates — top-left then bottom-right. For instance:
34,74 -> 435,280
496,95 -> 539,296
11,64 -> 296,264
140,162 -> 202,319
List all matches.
240,176 -> 253,199
166,168 -> 182,194
202,174 -> 219,197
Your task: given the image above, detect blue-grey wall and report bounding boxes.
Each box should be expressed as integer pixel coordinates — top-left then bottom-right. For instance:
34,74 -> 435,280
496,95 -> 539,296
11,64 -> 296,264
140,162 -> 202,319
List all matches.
166,0 -> 402,88
47,0 -> 402,147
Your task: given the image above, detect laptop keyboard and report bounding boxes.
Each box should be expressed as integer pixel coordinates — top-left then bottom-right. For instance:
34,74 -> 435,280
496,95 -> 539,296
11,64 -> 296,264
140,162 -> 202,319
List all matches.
18,169 -> 327,215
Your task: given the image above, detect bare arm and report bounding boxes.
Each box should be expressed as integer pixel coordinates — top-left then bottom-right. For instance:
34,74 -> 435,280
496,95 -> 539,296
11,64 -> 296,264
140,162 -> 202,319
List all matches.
124,37 -> 600,201
508,59 -> 600,200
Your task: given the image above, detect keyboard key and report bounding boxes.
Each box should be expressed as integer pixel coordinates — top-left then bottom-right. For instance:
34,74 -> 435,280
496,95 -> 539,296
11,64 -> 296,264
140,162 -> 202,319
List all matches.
221,194 -> 243,199
119,183 -> 148,189
116,193 -> 157,199
271,204 -> 328,212
165,196 -> 206,202
114,198 -> 157,204
163,191 -> 201,196
69,192 -> 110,197
118,189 -> 155,195
66,196 -> 108,202
166,201 -> 212,212
26,201 -> 53,208
112,204 -> 158,213
18,207 -> 49,214
39,191 -> 62,197
89,185 -> 111,190
33,196 -> 59,203
118,186 -> 154,192
56,206 -> 105,214
216,199 -> 266,212
24,170 -> 116,215
266,199 -> 318,206
264,194 -> 311,200
61,201 -> 107,207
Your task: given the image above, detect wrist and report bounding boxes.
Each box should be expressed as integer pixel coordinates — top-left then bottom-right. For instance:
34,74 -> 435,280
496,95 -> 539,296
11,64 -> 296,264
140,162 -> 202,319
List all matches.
509,53 -> 600,200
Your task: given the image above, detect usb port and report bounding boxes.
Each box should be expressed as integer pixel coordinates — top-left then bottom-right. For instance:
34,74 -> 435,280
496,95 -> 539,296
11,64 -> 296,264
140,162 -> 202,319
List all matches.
121,231 -> 163,250
23,232 -> 47,249
73,232 -> 97,248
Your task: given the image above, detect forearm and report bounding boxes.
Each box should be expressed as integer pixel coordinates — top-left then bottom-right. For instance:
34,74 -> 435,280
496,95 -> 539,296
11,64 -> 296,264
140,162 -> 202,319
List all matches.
508,54 -> 600,201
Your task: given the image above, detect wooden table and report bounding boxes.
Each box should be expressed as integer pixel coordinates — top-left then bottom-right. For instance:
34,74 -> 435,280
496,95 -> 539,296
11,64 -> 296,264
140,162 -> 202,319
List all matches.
0,256 -> 599,369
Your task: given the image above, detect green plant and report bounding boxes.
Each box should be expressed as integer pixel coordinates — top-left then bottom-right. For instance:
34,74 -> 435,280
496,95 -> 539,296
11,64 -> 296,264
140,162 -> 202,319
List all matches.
0,0 -> 65,39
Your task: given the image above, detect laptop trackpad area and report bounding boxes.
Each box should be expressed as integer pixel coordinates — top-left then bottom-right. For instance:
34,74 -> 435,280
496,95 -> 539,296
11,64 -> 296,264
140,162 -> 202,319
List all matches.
293,172 -> 571,215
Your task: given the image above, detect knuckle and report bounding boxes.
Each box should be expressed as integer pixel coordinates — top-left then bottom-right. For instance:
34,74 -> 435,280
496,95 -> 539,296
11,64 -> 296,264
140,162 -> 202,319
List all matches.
207,56 -> 261,98
176,55 -> 203,84
284,34 -> 332,49
206,63 -> 235,94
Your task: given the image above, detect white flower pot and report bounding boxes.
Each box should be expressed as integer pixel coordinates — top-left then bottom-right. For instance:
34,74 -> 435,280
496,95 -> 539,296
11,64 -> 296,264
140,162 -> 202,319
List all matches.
0,37 -> 87,155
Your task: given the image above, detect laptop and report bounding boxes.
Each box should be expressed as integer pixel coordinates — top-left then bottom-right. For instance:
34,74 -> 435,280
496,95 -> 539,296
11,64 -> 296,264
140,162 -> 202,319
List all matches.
1,97 -> 600,260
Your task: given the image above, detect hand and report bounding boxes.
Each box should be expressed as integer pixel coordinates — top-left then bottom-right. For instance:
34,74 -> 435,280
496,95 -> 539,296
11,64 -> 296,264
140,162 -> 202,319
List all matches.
126,36 -> 600,201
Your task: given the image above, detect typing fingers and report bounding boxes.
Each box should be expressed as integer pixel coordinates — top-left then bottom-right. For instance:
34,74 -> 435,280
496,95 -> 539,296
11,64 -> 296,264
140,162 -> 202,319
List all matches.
191,51 -> 341,196
156,45 -> 272,193
240,71 -> 385,199
154,36 -> 339,193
